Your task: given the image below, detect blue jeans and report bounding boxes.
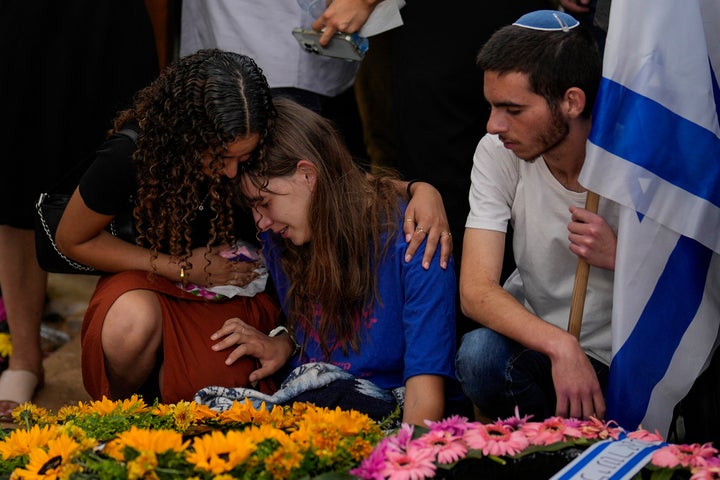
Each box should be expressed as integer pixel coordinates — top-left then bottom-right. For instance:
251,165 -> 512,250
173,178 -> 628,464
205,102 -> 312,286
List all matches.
455,327 -> 609,421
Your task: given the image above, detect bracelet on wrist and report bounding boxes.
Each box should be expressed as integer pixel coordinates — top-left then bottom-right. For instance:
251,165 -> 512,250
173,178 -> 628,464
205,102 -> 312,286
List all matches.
268,325 -> 301,357
406,179 -> 421,199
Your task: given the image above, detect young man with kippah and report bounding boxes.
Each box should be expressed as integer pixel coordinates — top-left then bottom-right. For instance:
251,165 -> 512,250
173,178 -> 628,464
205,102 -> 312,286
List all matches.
456,10 -> 618,421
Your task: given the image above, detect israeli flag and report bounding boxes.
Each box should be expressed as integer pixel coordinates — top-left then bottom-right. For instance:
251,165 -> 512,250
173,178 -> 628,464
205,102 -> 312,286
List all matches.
579,0 -> 720,435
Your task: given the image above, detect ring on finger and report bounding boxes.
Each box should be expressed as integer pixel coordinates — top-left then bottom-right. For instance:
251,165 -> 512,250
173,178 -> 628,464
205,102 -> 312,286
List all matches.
404,217 -> 415,223
415,226 -> 426,234
440,231 -> 452,238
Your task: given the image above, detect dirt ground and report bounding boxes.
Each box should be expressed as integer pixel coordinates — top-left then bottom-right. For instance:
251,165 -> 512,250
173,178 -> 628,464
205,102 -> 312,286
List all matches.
2,274 -> 97,428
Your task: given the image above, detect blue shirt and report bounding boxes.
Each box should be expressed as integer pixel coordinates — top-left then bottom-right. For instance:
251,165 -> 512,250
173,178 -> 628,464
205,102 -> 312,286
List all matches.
260,208 -> 457,390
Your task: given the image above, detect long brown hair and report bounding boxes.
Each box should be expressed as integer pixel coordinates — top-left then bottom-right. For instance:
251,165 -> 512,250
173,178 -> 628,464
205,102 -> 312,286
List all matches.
244,97 -> 401,357
113,49 -> 275,273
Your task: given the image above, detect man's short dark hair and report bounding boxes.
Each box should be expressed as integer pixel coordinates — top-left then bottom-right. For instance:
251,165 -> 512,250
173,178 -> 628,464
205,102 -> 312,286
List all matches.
477,23 -> 601,117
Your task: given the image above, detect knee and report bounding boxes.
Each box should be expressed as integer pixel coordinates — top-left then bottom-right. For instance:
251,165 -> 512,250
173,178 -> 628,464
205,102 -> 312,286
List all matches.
102,290 -> 162,355
455,328 -> 513,405
456,328 -> 508,378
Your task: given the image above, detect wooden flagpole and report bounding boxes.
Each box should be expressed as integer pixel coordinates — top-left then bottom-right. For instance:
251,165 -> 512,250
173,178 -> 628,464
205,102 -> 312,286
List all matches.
567,191 -> 600,339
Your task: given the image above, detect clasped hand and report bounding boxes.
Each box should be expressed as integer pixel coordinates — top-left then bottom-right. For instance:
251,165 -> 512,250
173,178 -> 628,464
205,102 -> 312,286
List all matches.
567,206 -> 616,270
181,245 -> 260,287
210,317 -> 292,383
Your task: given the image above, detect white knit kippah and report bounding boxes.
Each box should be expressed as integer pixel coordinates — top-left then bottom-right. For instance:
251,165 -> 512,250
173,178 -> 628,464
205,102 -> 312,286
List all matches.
512,10 -> 580,32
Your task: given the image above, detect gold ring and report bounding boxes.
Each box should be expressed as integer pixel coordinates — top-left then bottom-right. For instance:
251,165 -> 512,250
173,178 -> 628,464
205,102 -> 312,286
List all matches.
404,218 -> 415,223
440,231 -> 452,238
415,227 -> 426,234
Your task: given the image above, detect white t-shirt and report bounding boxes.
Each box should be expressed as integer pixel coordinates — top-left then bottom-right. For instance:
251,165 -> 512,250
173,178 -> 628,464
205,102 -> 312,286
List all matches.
466,134 -> 618,365
180,0 -> 358,97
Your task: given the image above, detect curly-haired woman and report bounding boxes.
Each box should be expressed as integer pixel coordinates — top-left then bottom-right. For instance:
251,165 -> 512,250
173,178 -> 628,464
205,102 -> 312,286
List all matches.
56,50 -> 452,405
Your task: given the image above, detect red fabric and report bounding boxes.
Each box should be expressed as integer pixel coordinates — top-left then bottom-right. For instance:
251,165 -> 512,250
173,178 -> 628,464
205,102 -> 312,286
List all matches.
81,270 -> 280,404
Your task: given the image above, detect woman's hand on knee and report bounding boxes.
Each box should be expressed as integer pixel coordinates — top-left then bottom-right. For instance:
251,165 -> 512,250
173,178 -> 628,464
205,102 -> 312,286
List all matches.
210,317 -> 290,381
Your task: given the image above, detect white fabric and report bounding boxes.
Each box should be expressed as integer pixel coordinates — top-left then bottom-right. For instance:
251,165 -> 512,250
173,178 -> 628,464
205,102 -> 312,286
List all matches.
579,0 -> 720,433
358,0 -> 405,37
467,134 -> 618,365
180,0 -> 358,97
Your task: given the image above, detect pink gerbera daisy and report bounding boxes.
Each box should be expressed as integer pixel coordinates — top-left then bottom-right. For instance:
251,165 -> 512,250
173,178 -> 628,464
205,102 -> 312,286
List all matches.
350,438 -> 394,480
496,405 -> 533,430
462,423 -> 530,456
379,444 -> 437,480
690,456 -> 720,480
626,429 -> 664,443
522,417 -> 582,446
576,417 -> 622,441
652,443 -> 719,469
425,415 -> 472,436
416,429 -> 467,464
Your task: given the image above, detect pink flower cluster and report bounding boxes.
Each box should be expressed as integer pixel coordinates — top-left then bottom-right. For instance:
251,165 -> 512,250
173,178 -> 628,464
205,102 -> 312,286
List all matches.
350,410 -> 720,480
651,443 -> 720,480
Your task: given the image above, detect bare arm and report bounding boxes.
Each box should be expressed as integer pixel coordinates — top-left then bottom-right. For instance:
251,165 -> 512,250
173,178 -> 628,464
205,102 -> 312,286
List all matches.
403,375 -> 445,425
460,227 -> 605,419
55,188 -> 257,287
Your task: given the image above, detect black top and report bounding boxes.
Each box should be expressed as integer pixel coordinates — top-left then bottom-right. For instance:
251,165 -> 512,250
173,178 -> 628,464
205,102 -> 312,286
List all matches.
79,131 -> 258,250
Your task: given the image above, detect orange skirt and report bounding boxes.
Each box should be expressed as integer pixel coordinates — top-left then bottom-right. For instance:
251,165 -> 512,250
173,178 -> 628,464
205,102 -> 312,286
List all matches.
81,270 -> 281,404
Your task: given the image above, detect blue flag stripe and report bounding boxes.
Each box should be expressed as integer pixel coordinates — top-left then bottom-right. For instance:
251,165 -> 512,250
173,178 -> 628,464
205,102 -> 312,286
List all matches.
556,441 -> 613,478
589,77 -> 720,208
607,235 -> 713,429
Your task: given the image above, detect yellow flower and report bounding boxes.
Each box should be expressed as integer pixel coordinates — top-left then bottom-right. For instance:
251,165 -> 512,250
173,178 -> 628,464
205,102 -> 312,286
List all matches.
0,425 -> 57,460
126,450 -> 159,480
242,424 -> 292,446
151,400 -> 216,431
185,430 -> 256,474
0,332 -> 12,357
9,435 -> 81,480
12,404 -> 51,427
264,440 -> 304,479
104,426 -> 188,461
54,405 -> 83,423
348,437 -> 375,462
82,395 -> 148,416
217,400 -> 277,425
288,405 -> 381,462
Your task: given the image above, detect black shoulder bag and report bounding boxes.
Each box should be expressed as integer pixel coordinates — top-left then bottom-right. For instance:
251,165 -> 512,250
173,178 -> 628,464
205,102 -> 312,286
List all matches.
34,127 -> 139,275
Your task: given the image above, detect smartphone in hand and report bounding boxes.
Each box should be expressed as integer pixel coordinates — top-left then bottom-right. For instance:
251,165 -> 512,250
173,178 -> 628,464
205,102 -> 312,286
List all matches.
292,28 -> 366,62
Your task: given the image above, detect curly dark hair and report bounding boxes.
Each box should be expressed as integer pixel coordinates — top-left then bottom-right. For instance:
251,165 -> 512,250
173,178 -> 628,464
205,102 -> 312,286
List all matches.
113,49 -> 276,271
